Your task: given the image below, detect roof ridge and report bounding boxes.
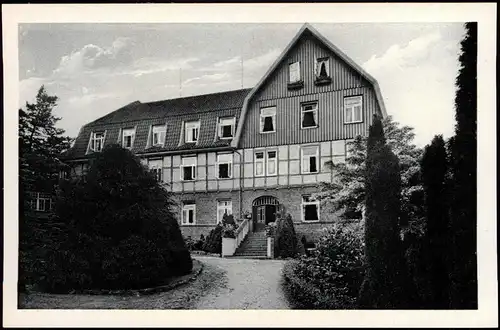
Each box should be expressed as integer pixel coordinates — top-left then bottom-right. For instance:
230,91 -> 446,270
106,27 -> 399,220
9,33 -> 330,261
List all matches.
145,87 -> 253,106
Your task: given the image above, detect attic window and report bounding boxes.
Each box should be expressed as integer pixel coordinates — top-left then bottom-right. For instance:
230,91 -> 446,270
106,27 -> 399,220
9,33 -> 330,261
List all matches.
185,121 -> 200,143
315,57 -> 332,86
218,117 -> 235,139
122,128 -> 136,149
289,61 -> 301,83
89,131 -> 105,152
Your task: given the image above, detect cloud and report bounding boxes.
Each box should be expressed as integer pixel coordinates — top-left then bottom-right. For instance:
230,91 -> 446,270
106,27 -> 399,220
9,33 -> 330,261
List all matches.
126,57 -> 200,77
244,48 -> 281,70
183,72 -> 230,86
214,56 -> 241,68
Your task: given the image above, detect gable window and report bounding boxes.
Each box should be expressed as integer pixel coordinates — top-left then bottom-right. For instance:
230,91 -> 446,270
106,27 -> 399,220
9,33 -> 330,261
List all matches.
344,96 -> 363,124
267,150 -> 277,176
152,124 -> 166,146
185,121 -> 200,143
316,58 -> 330,78
260,106 -> 276,133
217,153 -> 232,179
255,151 -> 265,177
122,128 -> 136,149
301,102 -> 318,129
181,156 -> 196,181
301,146 -> 319,174
182,202 -> 196,225
218,117 -> 235,139
302,195 -> 320,222
289,61 -> 301,83
217,200 -> 233,224
89,131 -> 105,152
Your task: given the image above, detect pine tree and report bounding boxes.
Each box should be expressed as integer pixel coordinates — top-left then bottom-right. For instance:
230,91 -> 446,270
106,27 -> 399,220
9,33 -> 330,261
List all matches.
421,135 -> 450,308
449,22 -> 477,309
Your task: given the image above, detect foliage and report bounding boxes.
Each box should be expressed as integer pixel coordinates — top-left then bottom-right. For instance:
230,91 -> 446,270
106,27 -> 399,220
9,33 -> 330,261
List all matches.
185,234 -> 206,251
265,222 -> 277,237
203,224 -> 223,254
37,144 -> 192,293
357,114 -> 419,309
221,214 -> 238,238
274,213 -> 298,258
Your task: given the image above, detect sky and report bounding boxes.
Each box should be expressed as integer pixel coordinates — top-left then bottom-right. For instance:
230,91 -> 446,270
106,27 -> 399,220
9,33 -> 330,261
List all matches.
18,22 -> 466,147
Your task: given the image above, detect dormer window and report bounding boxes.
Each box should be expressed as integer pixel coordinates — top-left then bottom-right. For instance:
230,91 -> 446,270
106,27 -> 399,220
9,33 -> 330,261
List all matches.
89,131 -> 105,152
218,117 -> 235,139
315,57 -> 332,86
185,121 -> 200,143
260,106 -> 276,133
152,124 -> 166,146
122,128 -> 136,149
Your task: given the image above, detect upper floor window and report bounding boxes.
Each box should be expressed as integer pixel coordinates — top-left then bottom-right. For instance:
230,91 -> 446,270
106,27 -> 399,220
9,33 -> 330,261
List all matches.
267,150 -> 277,176
260,106 -> 276,133
152,124 -> 166,146
301,145 -> 319,174
122,128 -> 136,149
185,121 -> 200,143
217,200 -> 233,224
181,156 -> 196,181
302,195 -> 320,222
218,117 -> 235,139
217,153 -> 232,179
89,131 -> 105,152
182,202 -> 196,225
316,57 -> 330,78
301,102 -> 318,129
344,96 -> 363,124
255,151 -> 265,177
149,161 -> 162,182
289,61 -> 301,83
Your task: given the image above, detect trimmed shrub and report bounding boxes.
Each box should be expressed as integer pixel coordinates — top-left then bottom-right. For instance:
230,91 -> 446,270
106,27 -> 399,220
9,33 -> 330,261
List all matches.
203,224 -> 223,254
275,213 -> 298,258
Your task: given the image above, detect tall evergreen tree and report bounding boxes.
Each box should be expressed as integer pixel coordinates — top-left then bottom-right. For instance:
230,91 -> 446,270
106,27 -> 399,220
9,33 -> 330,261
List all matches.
358,114 -> 419,309
449,22 -> 477,309
421,135 -> 450,308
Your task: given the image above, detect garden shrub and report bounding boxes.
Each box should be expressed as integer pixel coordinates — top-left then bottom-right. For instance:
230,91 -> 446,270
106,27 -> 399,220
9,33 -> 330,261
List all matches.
203,224 -> 223,254
274,213 -> 298,258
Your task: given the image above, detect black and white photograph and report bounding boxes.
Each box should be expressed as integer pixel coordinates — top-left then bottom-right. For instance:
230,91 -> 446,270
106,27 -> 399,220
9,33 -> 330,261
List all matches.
2,3 -> 497,328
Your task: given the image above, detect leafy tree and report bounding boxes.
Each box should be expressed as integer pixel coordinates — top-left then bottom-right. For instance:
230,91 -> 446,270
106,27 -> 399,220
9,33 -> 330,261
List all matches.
357,114 -> 419,309
275,213 -> 298,258
449,22 -> 477,309
421,135 -> 450,308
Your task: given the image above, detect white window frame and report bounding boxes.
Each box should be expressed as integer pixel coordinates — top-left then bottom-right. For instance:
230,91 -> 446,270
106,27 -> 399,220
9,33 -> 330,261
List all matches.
301,145 -> 320,174
254,151 -> 265,177
182,202 -> 196,226
302,195 -> 320,222
149,161 -> 163,182
90,131 -> 105,152
266,150 -> 277,176
152,124 -> 166,146
217,200 -> 233,224
315,57 -> 330,78
218,117 -> 235,139
301,102 -> 318,129
122,128 -> 136,149
30,192 -> 52,212
180,156 -> 197,181
260,106 -> 276,134
289,61 -> 301,83
344,95 -> 363,124
216,153 -> 233,179
185,121 -> 200,143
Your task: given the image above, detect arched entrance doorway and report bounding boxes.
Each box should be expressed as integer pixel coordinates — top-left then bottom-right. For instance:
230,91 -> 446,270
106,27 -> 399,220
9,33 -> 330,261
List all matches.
252,196 -> 280,232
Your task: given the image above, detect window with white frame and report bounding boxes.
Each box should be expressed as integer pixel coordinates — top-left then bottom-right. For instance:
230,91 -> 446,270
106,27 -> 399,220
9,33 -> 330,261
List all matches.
182,202 -> 196,225
260,106 -> 276,133
122,128 -> 136,148
301,102 -> 318,128
89,131 -> 105,152
266,150 -> 277,176
149,161 -> 162,182
217,153 -> 232,179
29,192 -> 52,212
152,124 -> 166,146
302,195 -> 320,222
344,96 -> 363,124
316,57 -> 330,78
255,151 -> 265,176
289,61 -> 301,83
218,117 -> 235,139
217,200 -> 233,224
301,146 -> 319,174
185,121 -> 200,143
181,156 -> 196,181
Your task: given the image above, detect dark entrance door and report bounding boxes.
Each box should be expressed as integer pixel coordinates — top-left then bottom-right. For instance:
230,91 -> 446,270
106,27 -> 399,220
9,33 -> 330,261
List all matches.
252,196 -> 279,232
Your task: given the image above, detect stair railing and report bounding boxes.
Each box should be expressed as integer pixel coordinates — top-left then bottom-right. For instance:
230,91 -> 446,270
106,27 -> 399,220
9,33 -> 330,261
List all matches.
235,218 -> 250,249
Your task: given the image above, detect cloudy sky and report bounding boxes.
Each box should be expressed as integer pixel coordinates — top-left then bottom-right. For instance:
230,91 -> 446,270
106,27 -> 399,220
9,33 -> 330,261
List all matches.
18,22 -> 465,147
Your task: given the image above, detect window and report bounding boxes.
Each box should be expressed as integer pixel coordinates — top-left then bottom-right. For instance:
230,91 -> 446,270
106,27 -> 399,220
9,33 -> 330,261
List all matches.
217,153 -> 232,179
301,102 -> 318,128
218,117 -> 235,139
89,132 -> 105,152
181,156 -> 196,181
255,151 -> 265,176
267,150 -> 277,176
182,202 -> 196,225
289,61 -> 301,83
152,124 -> 166,146
302,195 -> 320,222
301,146 -> 319,174
150,166 -> 162,182
185,121 -> 200,143
344,96 -> 363,124
316,57 -> 330,78
29,192 -> 52,212
217,200 -> 233,224
260,107 -> 276,133
122,128 -> 136,148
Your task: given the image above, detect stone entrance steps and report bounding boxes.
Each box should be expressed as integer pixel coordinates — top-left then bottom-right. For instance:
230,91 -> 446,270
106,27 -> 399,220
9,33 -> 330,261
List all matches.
233,230 -> 268,257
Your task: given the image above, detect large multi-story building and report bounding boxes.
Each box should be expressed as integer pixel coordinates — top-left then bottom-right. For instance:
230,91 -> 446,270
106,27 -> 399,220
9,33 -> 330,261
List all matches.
62,23 -> 387,243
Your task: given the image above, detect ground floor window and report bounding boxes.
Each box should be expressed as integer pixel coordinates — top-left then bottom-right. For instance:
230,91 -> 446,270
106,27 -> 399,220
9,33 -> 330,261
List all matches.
217,200 -> 232,223
28,192 -> 53,212
302,195 -> 319,222
182,202 -> 196,225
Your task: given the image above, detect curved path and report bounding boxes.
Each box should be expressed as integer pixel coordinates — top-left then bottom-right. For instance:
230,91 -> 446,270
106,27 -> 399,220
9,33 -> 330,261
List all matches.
190,256 -> 290,309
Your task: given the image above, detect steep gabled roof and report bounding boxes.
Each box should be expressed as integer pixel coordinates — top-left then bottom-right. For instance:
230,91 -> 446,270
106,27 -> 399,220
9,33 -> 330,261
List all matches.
231,23 -> 388,148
